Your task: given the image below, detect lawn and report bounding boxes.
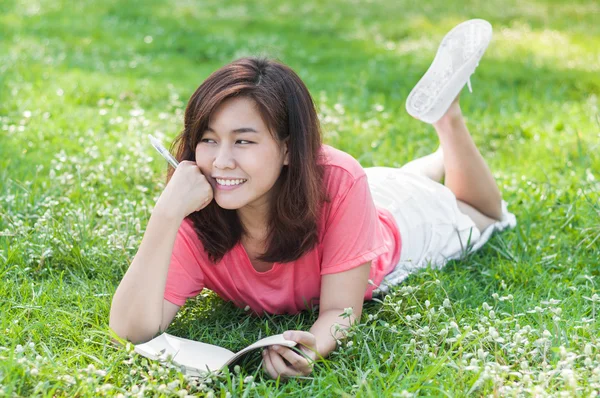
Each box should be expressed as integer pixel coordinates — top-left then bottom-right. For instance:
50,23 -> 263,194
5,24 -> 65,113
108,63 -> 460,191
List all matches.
1,0 -> 600,396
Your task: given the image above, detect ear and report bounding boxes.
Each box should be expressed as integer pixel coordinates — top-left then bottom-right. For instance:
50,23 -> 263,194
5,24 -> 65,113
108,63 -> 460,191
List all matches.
282,140 -> 290,166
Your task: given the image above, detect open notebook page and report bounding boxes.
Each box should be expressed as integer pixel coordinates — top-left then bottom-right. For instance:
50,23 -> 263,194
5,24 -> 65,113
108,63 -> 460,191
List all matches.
134,333 -> 296,375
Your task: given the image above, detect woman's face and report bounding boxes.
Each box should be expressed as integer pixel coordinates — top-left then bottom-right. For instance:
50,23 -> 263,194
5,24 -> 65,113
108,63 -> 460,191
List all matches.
195,96 -> 288,213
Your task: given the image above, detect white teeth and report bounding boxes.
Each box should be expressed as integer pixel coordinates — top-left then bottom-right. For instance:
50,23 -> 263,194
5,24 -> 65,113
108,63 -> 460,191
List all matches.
216,178 -> 246,186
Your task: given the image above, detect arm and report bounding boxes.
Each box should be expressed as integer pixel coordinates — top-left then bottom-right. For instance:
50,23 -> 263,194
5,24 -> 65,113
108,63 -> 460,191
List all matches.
310,260 -> 371,357
262,261 -> 371,378
109,209 -> 183,344
109,161 -> 213,344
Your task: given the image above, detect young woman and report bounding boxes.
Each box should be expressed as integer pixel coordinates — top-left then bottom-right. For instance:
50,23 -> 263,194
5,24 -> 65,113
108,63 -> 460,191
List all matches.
109,19 -> 516,379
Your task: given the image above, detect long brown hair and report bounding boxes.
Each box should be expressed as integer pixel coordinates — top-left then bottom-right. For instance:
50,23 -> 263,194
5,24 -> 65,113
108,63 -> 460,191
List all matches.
169,57 -> 327,264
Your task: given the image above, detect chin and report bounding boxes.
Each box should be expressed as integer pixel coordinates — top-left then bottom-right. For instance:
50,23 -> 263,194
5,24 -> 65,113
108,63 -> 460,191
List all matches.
214,198 -> 245,210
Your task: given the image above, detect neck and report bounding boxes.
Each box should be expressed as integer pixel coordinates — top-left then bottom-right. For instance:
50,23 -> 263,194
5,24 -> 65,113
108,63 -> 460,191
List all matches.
237,204 -> 270,241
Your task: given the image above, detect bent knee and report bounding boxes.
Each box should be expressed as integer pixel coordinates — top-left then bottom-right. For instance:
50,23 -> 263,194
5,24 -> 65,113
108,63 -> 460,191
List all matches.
456,200 -> 498,232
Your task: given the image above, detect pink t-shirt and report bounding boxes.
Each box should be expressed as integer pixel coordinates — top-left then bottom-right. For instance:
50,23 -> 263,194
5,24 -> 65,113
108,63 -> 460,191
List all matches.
164,145 -> 401,314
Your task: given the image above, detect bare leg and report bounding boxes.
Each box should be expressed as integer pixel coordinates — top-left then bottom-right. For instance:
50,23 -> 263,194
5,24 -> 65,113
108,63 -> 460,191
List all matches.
432,96 -> 503,221
456,200 -> 498,232
400,145 -> 499,230
399,146 -> 445,183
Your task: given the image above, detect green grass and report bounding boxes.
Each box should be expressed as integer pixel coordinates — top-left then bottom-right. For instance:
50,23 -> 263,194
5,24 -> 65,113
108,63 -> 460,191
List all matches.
1,0 -> 600,396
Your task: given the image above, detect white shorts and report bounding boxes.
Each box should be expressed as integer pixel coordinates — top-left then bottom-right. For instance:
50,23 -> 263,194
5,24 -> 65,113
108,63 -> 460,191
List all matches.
365,167 -> 517,294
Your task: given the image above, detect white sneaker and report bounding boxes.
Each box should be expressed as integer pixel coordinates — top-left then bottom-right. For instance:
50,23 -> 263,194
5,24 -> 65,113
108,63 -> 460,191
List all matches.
405,19 -> 493,124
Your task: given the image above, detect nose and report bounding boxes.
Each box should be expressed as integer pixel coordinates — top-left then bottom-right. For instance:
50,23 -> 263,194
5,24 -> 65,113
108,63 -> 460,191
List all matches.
212,145 -> 236,170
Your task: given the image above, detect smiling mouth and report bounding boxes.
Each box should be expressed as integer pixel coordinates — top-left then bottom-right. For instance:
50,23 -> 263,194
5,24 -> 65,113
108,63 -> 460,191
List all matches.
215,178 -> 247,186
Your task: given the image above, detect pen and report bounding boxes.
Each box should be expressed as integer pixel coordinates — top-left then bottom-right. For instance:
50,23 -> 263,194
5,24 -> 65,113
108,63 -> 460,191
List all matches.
149,134 -> 179,169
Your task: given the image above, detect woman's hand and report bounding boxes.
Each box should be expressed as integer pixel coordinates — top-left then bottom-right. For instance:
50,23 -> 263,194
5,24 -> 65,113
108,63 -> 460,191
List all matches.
262,331 -> 318,379
154,160 -> 214,220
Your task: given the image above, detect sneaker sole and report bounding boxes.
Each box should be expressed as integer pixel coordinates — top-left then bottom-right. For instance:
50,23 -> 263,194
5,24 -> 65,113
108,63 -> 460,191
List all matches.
405,19 -> 493,124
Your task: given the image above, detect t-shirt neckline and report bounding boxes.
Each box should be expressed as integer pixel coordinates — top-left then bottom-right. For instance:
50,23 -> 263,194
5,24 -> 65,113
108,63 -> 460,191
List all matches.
236,241 -> 281,275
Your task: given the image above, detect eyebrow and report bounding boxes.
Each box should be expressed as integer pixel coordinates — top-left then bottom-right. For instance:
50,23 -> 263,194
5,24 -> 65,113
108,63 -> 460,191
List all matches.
206,127 -> 258,134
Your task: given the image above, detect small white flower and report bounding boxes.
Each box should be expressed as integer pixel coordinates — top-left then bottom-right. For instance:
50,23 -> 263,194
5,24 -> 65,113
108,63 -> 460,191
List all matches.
477,349 -> 488,361
342,307 -> 354,318
60,375 -> 76,385
100,384 -> 113,392
542,330 -> 552,338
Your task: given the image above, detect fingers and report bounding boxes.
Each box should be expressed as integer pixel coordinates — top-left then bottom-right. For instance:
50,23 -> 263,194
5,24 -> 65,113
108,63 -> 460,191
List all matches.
176,160 -> 201,171
283,331 -> 316,346
267,348 -> 303,377
283,331 -> 317,359
262,349 -> 278,379
262,347 -> 306,379
272,345 -> 311,372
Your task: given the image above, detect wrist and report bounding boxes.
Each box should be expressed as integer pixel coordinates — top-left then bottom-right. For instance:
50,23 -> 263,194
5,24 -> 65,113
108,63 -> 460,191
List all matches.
151,204 -> 185,224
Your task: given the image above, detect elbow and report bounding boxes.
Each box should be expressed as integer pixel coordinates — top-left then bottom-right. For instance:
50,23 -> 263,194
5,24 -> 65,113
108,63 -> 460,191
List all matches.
109,311 -> 160,345
109,321 -> 157,345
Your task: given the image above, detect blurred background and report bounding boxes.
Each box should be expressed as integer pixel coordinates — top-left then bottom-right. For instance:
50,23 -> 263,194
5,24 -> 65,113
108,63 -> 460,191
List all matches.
1,0 -> 599,395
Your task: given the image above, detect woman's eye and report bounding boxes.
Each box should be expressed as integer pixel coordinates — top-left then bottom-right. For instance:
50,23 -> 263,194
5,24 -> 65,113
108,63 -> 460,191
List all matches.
200,138 -> 215,143
236,140 -> 253,145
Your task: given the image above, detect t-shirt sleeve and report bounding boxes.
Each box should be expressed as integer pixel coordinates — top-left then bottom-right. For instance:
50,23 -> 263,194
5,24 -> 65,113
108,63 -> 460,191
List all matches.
163,220 -> 205,306
320,173 -> 388,275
